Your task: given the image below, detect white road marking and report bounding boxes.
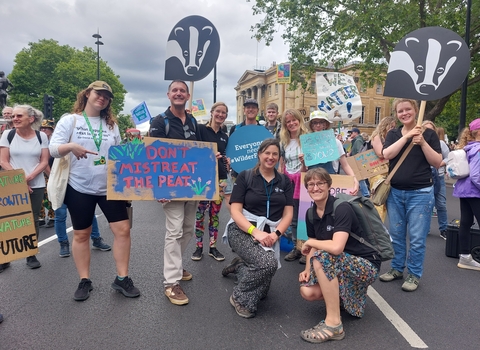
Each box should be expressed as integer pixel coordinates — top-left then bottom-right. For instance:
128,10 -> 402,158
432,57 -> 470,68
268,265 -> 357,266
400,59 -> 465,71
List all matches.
38,215 -> 101,247
368,286 -> 428,348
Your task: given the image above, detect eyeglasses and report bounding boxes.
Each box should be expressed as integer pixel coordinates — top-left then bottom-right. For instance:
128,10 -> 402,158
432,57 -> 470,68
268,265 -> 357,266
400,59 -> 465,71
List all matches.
183,125 -> 193,139
306,181 -> 328,190
311,120 -> 327,125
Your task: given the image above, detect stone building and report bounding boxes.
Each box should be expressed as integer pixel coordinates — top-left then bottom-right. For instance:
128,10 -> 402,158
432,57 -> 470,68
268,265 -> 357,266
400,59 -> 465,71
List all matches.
234,62 -> 392,134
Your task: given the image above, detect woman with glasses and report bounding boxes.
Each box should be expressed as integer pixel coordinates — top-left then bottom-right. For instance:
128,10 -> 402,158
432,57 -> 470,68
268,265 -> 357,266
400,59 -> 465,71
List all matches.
299,168 -> 380,343
49,81 -> 139,301
0,105 -> 49,269
222,138 -> 293,318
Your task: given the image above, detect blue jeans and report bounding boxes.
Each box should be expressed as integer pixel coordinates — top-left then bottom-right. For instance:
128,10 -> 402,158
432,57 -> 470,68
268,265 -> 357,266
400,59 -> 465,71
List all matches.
55,203 -> 100,242
432,168 -> 448,231
386,186 -> 434,278
359,180 -> 370,197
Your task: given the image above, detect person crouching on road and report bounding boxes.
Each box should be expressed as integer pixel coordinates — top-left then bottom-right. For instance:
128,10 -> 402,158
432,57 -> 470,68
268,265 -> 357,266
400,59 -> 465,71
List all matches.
299,168 -> 381,343
222,138 -> 293,318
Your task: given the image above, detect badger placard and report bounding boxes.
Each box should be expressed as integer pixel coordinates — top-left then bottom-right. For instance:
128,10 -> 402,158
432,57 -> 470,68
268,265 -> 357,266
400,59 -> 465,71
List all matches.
384,26 -> 470,100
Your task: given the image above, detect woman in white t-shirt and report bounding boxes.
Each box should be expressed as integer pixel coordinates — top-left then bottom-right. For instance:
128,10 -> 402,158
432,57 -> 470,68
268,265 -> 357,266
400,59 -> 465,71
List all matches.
279,109 -> 309,263
49,81 -> 140,302
0,105 -> 49,270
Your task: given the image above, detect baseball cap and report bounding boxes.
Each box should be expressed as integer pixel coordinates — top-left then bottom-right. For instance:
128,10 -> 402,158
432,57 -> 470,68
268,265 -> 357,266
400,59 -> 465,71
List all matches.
243,98 -> 258,107
309,110 -> 331,123
469,118 -> 480,131
40,119 -> 55,130
88,81 -> 114,98
350,127 -> 361,134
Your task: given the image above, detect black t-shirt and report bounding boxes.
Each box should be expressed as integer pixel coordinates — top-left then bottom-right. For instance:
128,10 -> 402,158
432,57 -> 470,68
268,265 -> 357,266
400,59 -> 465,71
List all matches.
149,107 -> 200,141
383,127 -> 440,190
306,196 -> 381,270
230,169 -> 294,221
198,123 -> 229,180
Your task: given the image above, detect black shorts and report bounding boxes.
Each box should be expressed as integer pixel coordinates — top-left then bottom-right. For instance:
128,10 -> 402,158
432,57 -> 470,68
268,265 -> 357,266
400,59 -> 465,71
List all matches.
64,184 -> 128,230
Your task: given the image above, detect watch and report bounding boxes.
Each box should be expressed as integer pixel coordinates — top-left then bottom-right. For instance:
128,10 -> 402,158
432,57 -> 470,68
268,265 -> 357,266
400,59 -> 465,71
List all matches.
275,230 -> 282,237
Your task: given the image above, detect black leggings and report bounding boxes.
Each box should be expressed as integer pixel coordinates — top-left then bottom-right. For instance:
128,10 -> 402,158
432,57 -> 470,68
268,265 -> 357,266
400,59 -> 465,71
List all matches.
458,197 -> 480,254
64,185 -> 128,230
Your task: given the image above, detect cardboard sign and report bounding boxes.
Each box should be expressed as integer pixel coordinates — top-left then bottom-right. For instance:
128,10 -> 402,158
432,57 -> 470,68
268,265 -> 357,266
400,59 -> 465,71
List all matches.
316,72 -> 362,121
0,169 -> 38,263
297,174 -> 355,240
191,99 -> 207,118
346,149 -> 389,180
277,63 -> 291,84
384,26 -> 470,100
300,130 -> 340,167
226,125 -> 273,173
165,15 -> 220,81
107,137 -> 219,201
131,101 -> 152,126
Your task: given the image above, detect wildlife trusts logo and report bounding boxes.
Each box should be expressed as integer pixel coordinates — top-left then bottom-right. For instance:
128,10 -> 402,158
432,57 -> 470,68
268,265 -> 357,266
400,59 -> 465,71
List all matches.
165,15 -> 220,82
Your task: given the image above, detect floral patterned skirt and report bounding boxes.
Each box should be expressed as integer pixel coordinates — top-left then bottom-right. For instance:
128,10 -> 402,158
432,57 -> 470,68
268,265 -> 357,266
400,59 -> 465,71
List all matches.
301,250 -> 379,318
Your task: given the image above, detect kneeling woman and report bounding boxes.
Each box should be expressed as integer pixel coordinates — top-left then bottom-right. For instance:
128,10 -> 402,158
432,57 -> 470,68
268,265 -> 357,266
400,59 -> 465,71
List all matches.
223,138 -> 293,318
299,168 -> 381,343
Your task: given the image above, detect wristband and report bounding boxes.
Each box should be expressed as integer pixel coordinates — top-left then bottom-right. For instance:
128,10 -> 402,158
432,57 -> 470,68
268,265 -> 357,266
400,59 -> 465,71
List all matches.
275,230 -> 282,237
247,225 -> 255,235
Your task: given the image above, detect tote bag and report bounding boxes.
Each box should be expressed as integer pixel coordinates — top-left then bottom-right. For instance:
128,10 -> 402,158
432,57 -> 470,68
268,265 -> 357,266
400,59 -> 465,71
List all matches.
47,117 -> 76,210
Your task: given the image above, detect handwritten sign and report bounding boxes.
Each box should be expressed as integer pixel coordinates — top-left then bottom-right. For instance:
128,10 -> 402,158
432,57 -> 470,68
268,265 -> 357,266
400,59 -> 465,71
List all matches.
131,101 -> 152,126
346,149 -> 389,181
0,169 -> 38,263
191,99 -> 207,118
277,63 -> 291,84
226,125 -> 273,173
297,174 -> 355,240
107,137 -> 219,201
300,130 -> 340,167
316,72 -> 362,121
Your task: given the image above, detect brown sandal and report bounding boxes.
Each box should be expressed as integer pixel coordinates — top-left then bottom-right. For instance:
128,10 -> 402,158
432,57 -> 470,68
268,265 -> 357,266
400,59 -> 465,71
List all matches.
300,320 -> 345,343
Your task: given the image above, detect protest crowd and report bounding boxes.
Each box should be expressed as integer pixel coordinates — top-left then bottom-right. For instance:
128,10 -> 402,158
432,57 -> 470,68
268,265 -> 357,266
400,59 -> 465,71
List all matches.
2,79 -> 480,345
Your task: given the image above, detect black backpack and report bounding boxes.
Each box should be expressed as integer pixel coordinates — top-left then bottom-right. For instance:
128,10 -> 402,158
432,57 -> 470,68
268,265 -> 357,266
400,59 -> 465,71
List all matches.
150,112 -> 197,137
7,129 -> 42,144
307,193 -> 394,261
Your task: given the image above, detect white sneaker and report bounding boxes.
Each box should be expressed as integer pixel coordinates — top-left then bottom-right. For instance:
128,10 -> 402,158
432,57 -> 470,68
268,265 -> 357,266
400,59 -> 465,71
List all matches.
457,254 -> 480,271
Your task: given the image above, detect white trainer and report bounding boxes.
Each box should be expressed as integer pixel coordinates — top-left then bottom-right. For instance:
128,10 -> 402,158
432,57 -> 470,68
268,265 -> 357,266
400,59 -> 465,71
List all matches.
457,254 -> 480,271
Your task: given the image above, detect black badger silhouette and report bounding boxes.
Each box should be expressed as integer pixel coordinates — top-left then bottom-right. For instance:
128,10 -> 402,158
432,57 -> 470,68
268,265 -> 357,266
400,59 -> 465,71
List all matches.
165,16 -> 220,81
385,27 -> 470,100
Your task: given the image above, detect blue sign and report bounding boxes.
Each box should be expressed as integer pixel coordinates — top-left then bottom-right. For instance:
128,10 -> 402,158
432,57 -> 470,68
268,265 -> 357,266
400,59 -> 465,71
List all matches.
300,129 -> 340,167
226,125 -> 273,173
131,101 -> 152,126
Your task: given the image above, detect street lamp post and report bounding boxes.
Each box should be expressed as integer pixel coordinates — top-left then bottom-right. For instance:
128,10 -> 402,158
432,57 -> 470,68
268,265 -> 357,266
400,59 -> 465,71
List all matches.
92,30 -> 104,80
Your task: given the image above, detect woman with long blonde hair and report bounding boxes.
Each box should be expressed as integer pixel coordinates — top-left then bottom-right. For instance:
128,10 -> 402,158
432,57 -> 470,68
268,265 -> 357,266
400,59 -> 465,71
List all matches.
279,109 -> 308,263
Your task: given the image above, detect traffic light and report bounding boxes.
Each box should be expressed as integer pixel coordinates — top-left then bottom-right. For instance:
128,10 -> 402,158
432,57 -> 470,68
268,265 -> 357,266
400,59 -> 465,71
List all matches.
43,94 -> 54,119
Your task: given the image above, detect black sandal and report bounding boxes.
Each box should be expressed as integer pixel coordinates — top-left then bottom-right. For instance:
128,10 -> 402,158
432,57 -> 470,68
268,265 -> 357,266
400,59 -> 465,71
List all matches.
300,320 -> 345,343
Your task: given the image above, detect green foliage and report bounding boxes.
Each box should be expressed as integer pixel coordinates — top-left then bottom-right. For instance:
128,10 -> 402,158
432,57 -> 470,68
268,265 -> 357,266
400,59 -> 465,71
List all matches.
116,114 -> 135,138
8,39 -> 126,121
250,0 -> 480,120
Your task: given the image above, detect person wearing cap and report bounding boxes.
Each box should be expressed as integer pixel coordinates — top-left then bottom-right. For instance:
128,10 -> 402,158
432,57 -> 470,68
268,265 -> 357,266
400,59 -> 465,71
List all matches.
307,110 -> 359,192
38,118 -> 56,228
228,98 -> 260,136
265,102 -> 281,138
49,81 -> 140,301
452,118 -> 480,271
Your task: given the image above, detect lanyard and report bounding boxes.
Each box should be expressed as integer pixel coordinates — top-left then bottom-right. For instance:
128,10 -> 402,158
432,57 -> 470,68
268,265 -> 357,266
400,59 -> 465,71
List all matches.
263,177 -> 274,218
82,111 -> 103,152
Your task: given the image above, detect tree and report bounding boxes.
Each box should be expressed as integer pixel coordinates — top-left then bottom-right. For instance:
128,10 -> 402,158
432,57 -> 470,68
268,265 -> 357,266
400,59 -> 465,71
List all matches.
8,39 -> 126,121
249,0 -> 480,121
116,114 -> 135,139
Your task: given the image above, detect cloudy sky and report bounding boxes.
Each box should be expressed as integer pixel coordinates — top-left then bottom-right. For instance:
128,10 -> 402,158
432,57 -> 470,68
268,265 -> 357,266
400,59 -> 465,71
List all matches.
0,0 -> 289,129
